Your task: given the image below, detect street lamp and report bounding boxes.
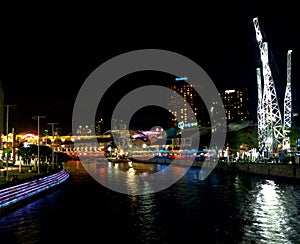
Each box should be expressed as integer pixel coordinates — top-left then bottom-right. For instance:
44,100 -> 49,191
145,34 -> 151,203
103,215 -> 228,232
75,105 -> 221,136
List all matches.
47,122 -> 59,169
32,115 -> 46,175
4,104 -> 16,182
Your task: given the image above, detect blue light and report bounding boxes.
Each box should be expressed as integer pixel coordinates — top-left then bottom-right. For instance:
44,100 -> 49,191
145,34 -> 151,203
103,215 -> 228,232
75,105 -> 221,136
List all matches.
175,77 -> 188,81
0,169 -> 69,212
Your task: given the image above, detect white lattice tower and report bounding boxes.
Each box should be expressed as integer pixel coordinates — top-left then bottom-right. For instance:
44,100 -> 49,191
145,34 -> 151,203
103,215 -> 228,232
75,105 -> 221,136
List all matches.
253,17 -> 284,154
283,50 -> 292,150
256,67 -> 265,151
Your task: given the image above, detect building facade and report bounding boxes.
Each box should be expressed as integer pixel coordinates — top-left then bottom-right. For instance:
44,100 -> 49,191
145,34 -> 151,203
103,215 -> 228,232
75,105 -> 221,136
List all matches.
219,89 -> 250,123
168,83 -> 251,129
168,80 -> 209,129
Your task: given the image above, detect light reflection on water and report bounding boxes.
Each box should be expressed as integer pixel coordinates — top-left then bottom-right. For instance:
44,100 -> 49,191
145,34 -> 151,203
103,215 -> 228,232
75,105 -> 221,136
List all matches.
0,160 -> 300,243
239,178 -> 300,244
84,159 -> 188,195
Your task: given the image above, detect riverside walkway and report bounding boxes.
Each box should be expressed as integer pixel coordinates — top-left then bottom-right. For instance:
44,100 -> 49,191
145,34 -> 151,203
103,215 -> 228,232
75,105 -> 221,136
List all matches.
0,165 -> 55,189
0,165 -> 70,216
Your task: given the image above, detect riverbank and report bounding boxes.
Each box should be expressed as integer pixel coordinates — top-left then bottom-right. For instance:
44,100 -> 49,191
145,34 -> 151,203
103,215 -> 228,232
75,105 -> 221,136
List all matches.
0,167 -> 70,217
231,161 -> 300,179
0,165 -> 53,189
125,156 -> 234,172
126,156 -> 300,180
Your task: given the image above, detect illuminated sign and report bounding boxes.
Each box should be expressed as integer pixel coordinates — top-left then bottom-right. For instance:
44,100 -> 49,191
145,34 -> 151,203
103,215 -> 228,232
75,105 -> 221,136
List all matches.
178,121 -> 198,129
21,133 -> 38,140
225,89 -> 236,94
175,77 -> 188,81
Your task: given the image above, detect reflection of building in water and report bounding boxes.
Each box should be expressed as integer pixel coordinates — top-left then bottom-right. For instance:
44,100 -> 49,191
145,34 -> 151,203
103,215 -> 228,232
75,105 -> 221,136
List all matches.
110,161 -> 164,175
168,79 -> 209,129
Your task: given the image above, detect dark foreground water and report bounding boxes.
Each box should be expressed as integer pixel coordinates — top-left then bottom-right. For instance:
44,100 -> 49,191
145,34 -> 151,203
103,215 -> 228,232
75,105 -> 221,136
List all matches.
1,160 -> 300,243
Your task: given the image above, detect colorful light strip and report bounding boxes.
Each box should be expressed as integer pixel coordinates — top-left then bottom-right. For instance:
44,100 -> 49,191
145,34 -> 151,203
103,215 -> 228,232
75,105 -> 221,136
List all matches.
0,169 -> 70,211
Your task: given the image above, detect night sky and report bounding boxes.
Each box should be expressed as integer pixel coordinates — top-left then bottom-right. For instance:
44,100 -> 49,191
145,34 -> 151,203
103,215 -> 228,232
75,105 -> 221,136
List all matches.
0,4 -> 299,135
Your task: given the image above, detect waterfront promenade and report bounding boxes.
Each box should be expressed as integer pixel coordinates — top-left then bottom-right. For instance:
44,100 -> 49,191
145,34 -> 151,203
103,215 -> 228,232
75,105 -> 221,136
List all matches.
0,165 -> 54,189
0,165 -> 70,216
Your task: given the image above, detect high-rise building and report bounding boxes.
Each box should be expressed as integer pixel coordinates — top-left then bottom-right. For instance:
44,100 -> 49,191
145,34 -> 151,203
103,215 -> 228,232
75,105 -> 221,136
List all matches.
219,89 -> 250,123
168,80 -> 209,129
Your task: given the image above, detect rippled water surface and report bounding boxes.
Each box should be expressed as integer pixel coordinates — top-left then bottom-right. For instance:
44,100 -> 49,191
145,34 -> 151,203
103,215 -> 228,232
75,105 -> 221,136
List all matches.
1,160 -> 300,243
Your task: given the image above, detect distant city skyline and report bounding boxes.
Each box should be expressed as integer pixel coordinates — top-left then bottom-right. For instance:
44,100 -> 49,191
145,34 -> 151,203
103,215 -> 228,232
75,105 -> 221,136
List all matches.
0,13 -> 299,135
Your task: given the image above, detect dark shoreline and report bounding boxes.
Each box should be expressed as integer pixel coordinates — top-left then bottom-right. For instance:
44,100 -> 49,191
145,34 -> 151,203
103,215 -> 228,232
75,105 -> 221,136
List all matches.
113,157 -> 300,180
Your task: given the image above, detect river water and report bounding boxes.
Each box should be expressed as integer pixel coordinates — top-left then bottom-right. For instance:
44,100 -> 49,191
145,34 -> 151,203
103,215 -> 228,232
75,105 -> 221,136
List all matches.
1,160 -> 300,243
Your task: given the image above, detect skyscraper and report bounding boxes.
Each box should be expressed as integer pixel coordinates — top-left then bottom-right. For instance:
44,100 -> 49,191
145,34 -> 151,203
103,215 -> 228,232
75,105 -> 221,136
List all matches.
219,89 -> 250,123
168,80 -> 209,129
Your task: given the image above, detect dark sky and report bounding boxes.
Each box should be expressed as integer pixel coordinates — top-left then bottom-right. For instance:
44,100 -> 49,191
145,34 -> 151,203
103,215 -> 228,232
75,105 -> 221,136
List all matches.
0,4 -> 299,134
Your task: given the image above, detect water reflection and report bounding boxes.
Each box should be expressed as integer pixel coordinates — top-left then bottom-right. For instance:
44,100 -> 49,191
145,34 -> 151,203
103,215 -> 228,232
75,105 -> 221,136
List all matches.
129,194 -> 162,243
84,159 -> 187,195
2,160 -> 300,243
239,178 -> 300,243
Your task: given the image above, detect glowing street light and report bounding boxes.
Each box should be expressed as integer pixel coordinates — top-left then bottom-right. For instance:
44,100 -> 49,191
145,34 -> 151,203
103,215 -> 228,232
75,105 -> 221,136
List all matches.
4,104 -> 16,182
48,122 -> 59,169
32,115 -> 46,174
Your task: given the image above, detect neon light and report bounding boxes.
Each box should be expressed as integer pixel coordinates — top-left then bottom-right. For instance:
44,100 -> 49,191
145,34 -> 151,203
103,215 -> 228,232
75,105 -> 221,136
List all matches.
0,169 -> 69,211
225,89 -> 236,94
21,133 -> 38,140
175,77 -> 188,81
178,121 -> 198,129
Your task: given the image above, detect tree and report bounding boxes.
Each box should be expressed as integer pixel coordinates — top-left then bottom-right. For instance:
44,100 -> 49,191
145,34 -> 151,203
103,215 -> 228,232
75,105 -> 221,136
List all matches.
226,126 -> 258,153
18,144 -> 52,160
289,126 -> 300,149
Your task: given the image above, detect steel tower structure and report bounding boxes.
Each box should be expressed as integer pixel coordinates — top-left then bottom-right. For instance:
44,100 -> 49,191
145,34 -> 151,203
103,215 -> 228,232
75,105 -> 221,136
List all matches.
253,17 -> 284,155
256,67 -> 265,150
283,50 -> 293,150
